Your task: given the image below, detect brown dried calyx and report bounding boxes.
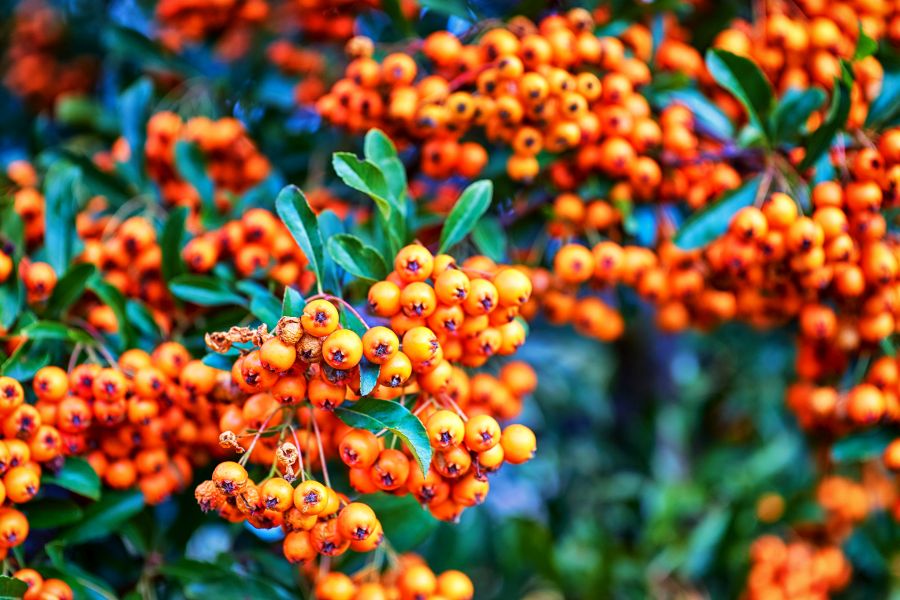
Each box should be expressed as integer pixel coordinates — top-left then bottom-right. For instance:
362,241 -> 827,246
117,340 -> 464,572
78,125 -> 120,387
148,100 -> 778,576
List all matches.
276,442 -> 299,481
274,317 -> 303,345
297,333 -> 323,363
205,324 -> 271,353
219,430 -> 245,453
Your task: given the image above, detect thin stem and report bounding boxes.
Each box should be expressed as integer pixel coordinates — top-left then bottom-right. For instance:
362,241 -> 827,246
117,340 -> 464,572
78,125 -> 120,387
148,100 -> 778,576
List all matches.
305,294 -> 370,329
311,416 -> 331,488
439,393 -> 469,422
67,343 -> 84,373
239,407 -> 281,467
288,424 -> 306,482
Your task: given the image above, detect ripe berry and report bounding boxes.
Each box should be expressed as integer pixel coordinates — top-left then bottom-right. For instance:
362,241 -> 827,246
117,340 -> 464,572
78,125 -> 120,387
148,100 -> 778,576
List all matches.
322,329 -> 364,369
501,424 -> 537,464
337,501 -> 378,540
301,299 -> 340,337
426,410 -> 465,449
212,461 -> 249,495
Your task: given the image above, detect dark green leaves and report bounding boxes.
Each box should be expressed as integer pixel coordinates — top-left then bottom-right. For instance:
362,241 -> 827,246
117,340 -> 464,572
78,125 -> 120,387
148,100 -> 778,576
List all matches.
472,217 -> 507,262
169,275 -> 246,307
674,176 -> 764,249
326,234 -> 389,283
662,89 -> 735,140
769,87 -> 826,143
45,263 -> 96,318
705,49 -> 774,138
282,287 -> 305,317
88,275 -> 137,349
853,24 -> 877,61
798,78 -> 852,171
60,489 -> 145,544
332,153 -> 392,215
439,180 -> 493,253
161,206 -> 189,283
118,77 -> 153,183
174,141 -> 216,221
0,575 -> 27,600
236,281 -> 281,327
22,499 -> 84,529
364,493 -> 437,552
44,457 -> 101,500
831,428 -> 895,462
275,185 -> 325,292
336,397 -> 431,475
21,321 -> 92,345
44,162 -> 83,275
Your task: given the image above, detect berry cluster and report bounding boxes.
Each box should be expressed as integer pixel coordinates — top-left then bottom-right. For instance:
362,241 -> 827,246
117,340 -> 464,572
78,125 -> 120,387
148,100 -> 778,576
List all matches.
318,8 -> 661,182
183,207 -> 313,286
144,111 -> 271,210
746,535 -> 851,600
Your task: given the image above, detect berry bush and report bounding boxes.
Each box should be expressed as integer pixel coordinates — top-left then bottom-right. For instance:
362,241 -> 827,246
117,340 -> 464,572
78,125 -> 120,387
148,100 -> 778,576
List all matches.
1,0 -> 900,598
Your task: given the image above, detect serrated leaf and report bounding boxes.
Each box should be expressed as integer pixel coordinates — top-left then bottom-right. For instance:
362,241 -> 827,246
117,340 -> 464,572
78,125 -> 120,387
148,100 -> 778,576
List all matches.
169,275 -> 246,307
44,162 -> 83,275
705,49 -> 774,138
282,287 -> 305,317
336,397 -> 431,476
798,78 -> 852,171
275,186 -> 324,292
22,499 -> 84,529
326,234 -> 389,283
60,489 -> 145,544
161,206 -> 189,283
44,457 -> 102,500
21,321 -> 92,345
769,87 -> 827,143
439,180 -> 493,253
673,176 -> 764,249
45,263 -> 96,318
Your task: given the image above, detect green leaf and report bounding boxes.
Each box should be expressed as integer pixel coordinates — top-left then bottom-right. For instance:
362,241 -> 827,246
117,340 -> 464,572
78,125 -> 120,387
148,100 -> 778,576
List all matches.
0,575 -> 27,599
174,141 -> 216,220
363,493 -> 438,552
44,162 -> 83,275
664,89 -> 735,140
44,457 -> 101,500
673,176 -> 764,249
472,217 -> 507,262
332,153 -> 392,219
22,499 -> 84,529
798,78 -> 852,171
339,304 -> 368,338
45,263 -> 96,318
118,77 -> 153,184
866,63 -> 900,128
439,180 -> 493,253
236,281 -> 281,326
326,234 -> 389,283
60,489 -> 145,544
88,275 -> 137,349
769,87 -> 827,143
169,275 -> 246,307
336,397 -> 431,476
275,185 -> 325,291
364,129 -> 407,204
161,206 -> 189,283
21,321 -> 92,345
0,205 -> 24,330
831,428 -> 895,462
126,300 -> 162,342
853,23 -> 878,61
705,49 -> 774,137
282,287 -> 305,317
417,0 -> 472,19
